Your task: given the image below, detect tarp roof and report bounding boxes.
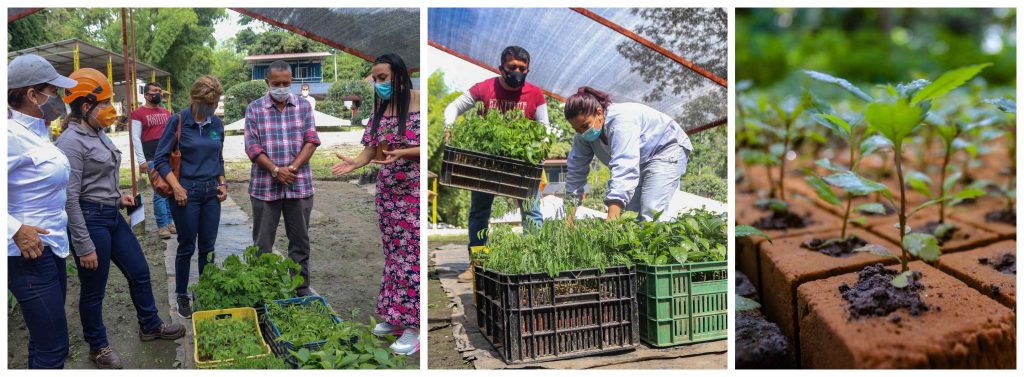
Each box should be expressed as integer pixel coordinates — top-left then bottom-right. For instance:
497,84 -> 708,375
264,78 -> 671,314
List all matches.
428,8 -> 727,132
244,52 -> 332,62
7,38 -> 170,84
232,8 -> 420,71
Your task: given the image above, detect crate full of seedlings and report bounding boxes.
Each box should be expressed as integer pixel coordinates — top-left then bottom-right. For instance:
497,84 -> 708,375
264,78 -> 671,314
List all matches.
473,265 -> 639,364
263,296 -> 357,366
440,108 -> 548,200
193,307 -> 272,368
637,261 -> 728,346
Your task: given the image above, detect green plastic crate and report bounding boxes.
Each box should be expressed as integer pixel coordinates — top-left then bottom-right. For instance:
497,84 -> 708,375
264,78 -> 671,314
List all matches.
637,261 -> 727,347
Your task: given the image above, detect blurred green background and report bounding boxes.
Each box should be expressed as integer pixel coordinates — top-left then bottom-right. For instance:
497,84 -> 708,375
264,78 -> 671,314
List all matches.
737,8 -> 1016,88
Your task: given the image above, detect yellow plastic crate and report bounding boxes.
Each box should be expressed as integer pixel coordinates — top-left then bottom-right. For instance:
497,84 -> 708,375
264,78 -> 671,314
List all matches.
192,307 -> 272,368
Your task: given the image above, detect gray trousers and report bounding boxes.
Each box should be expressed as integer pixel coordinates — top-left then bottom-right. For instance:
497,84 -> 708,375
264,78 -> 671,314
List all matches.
251,196 -> 314,290
626,143 -> 690,222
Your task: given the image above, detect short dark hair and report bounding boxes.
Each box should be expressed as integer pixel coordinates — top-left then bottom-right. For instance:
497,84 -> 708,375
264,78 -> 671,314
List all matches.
269,60 -> 292,75
143,82 -> 161,93
7,83 -> 50,108
301,83 -> 310,89
499,46 -> 530,67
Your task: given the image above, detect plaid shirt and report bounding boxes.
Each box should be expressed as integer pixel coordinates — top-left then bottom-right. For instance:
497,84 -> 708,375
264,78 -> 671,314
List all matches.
244,93 -> 321,201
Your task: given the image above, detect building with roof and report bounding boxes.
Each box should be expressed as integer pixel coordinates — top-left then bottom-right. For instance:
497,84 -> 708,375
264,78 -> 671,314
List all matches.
244,51 -> 332,100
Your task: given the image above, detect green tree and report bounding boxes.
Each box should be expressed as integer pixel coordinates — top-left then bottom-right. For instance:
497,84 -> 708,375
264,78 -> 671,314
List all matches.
322,52 -> 372,83
247,30 -> 328,55
328,80 -> 374,123
223,80 -> 268,124
211,41 -> 250,93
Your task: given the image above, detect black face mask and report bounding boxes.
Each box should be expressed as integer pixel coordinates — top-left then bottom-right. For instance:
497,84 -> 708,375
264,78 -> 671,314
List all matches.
147,93 -> 162,105
500,66 -> 527,89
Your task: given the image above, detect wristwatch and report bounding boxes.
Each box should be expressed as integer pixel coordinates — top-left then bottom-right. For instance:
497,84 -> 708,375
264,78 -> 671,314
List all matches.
272,166 -> 280,178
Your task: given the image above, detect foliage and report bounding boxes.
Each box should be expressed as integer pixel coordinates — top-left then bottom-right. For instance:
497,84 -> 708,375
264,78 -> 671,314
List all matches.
425,70 -> 472,226
214,354 -> 290,369
682,172 -> 728,202
190,246 -> 303,311
317,100 -> 349,120
211,42 -> 251,95
476,208 -> 727,276
322,52 -> 372,83
266,300 -> 341,346
240,30 -> 329,56
288,312 -> 408,369
328,80 -> 375,122
195,315 -> 266,362
223,80 -> 268,124
449,107 -> 550,165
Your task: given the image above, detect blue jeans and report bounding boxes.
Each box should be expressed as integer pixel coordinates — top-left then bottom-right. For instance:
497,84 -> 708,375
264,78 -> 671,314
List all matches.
148,161 -> 174,229
169,179 -> 221,295
467,191 -> 544,251
73,201 -> 163,350
8,247 -> 69,369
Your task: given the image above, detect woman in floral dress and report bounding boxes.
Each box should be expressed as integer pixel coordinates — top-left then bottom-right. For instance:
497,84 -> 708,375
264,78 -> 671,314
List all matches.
332,53 -> 420,355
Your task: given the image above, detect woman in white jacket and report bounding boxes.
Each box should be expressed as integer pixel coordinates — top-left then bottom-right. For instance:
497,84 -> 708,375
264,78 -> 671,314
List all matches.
563,86 -> 693,222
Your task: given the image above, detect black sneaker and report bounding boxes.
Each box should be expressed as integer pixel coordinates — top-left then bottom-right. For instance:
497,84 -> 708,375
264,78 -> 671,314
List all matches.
176,295 -> 192,319
296,288 -> 313,297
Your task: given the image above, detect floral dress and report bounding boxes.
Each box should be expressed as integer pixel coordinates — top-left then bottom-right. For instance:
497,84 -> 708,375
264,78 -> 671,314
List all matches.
362,112 -> 420,328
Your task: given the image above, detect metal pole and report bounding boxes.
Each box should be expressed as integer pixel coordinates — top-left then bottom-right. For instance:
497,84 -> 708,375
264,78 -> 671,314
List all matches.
121,8 -> 138,197
129,8 -> 139,112
333,50 -> 338,83
432,178 -> 438,225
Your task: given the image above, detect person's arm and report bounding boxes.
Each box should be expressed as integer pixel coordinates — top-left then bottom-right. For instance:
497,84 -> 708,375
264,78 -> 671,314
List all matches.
55,138 -> 95,256
153,114 -> 178,179
604,118 -> 642,220
443,92 -> 476,127
130,118 -> 146,168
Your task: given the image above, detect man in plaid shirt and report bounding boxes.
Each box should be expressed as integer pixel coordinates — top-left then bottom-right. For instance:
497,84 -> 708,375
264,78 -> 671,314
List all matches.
244,60 -> 321,296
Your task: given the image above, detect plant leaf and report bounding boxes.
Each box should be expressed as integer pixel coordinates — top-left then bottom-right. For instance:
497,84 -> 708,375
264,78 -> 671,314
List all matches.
903,233 -> 941,262
803,70 -> 873,101
736,295 -> 762,312
855,203 -> 887,215
891,270 -> 913,288
983,98 -> 1016,114
823,171 -> 889,196
911,63 -> 992,105
807,176 -> 842,206
906,171 -> 934,198
856,243 -> 900,262
859,134 -> 893,156
736,225 -> 771,243
865,99 -> 922,146
815,158 -> 846,172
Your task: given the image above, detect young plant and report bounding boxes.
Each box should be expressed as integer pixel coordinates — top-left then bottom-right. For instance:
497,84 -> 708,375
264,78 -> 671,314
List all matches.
448,106 -> 550,165
905,115 -> 989,230
190,246 -> 303,311
984,98 -> 1017,219
288,312 -> 408,369
266,299 -> 343,346
855,64 -> 991,281
195,315 -> 266,363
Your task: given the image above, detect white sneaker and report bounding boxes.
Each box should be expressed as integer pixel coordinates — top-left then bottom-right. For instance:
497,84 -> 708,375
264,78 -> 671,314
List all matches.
389,328 -> 420,355
373,322 -> 404,336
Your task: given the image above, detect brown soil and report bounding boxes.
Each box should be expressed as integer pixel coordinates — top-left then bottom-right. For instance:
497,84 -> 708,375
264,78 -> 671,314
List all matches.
736,271 -> 757,298
758,230 -> 897,359
838,264 -> 930,319
985,209 -> 1016,225
800,236 -> 867,258
936,240 -> 1016,309
870,217 -> 999,253
735,310 -> 793,369
951,210 -> 1016,240
797,261 -> 1016,368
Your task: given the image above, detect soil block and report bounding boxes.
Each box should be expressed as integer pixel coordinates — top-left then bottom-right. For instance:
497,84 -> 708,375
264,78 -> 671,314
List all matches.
869,217 -> 1000,254
759,230 -> 898,358
949,197 -> 1016,240
736,309 -> 794,369
936,240 -> 1016,309
798,261 -> 1016,368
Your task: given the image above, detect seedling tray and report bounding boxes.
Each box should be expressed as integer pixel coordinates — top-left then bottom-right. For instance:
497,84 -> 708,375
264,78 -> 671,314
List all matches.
263,296 -> 357,367
637,261 -> 728,347
440,146 -> 542,200
473,265 -> 638,364
193,307 -> 272,368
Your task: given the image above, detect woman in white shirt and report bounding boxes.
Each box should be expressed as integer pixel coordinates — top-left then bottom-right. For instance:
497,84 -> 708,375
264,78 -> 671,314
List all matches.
6,54 -> 77,369
563,87 -> 693,222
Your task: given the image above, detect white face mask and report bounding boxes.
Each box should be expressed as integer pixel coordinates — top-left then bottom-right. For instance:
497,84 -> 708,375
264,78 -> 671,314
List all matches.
301,90 -> 310,97
270,87 -> 290,102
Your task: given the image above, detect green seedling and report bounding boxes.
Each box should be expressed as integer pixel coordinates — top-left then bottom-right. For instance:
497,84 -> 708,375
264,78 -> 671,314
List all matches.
288,313 -> 408,369
267,300 -> 343,346
195,315 -> 266,363
984,98 -> 1017,218
190,246 -> 303,311
448,105 -> 550,165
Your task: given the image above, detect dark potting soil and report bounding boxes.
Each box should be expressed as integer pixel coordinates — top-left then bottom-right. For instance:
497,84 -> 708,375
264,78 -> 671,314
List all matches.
736,270 -> 758,298
838,264 -> 932,320
984,209 -> 1016,225
978,253 -> 1016,275
915,221 -> 958,244
751,210 -> 810,230
735,310 -> 792,369
801,236 -> 867,258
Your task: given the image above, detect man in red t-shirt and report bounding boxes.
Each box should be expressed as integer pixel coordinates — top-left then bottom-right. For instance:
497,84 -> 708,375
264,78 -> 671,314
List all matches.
443,46 -> 548,281
131,82 -> 175,238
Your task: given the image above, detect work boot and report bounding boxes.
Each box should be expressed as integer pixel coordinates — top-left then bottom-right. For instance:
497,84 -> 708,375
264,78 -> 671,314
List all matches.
168,224 -> 177,234
457,267 -> 473,282
158,227 -> 171,240
140,322 -> 186,341
89,347 -> 123,369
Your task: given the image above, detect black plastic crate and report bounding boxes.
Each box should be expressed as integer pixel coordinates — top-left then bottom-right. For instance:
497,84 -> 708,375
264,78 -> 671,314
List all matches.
440,146 -> 543,200
473,265 -> 638,364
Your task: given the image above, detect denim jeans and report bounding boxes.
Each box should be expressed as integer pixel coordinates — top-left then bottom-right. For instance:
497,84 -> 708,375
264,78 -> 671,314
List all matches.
8,247 -> 69,369
467,191 -> 544,251
73,201 -> 163,350
169,179 -> 221,295
148,161 -> 174,229
625,143 -> 690,222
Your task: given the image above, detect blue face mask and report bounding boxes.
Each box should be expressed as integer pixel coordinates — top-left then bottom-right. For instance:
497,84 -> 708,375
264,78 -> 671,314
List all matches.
581,126 -> 602,142
375,82 -> 393,100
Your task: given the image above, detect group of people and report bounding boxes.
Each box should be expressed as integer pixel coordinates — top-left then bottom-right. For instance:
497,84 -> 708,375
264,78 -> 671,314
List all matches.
7,52 -> 420,369
443,46 -> 693,280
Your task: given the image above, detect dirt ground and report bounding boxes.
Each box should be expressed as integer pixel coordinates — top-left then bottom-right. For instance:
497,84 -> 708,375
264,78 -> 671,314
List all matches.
427,241 -> 474,370
8,186 -> 179,369
229,179 -> 420,368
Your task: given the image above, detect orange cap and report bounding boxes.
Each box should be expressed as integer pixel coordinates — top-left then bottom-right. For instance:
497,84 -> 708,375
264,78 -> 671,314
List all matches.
63,68 -> 113,104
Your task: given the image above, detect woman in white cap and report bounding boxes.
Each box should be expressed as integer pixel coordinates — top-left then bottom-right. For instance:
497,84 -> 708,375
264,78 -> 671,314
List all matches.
7,54 -> 77,369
